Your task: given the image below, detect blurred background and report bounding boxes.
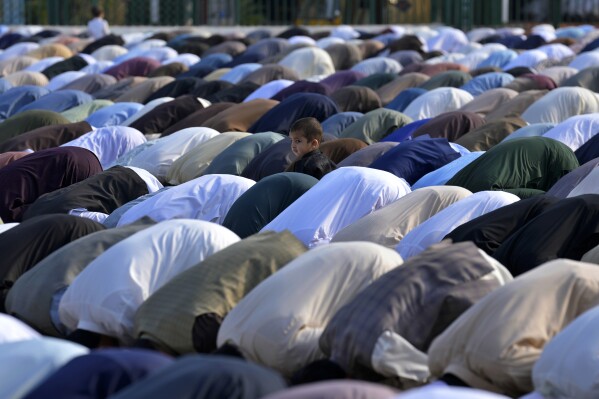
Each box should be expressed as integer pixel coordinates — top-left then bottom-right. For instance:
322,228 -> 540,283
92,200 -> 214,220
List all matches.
1,0 -> 598,29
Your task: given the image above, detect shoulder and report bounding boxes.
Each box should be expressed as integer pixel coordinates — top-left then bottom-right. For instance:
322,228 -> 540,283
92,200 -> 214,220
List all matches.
301,150 -> 323,161
308,150 -> 336,166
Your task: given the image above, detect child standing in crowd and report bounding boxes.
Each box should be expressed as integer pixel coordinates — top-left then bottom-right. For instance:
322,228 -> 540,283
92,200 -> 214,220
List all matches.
87,5 -> 110,40
286,117 -> 337,180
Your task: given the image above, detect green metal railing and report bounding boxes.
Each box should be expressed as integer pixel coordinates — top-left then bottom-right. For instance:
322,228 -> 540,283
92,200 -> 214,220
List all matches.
441,0 -> 599,30
339,0 -> 431,25
433,0 -> 503,31
2,0 -> 599,28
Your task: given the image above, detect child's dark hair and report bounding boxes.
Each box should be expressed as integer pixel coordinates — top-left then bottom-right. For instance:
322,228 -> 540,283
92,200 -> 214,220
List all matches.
91,5 -> 103,17
290,117 -> 323,144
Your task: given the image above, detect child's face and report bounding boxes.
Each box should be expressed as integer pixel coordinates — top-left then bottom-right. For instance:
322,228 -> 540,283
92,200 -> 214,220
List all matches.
290,131 -> 318,158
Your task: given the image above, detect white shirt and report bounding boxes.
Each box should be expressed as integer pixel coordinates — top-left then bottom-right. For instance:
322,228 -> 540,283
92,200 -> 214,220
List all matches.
532,305 -> 599,399
567,166 -> 599,197
502,49 -> 548,71
0,314 -> 41,344
522,88 -> 599,126
87,17 -> 110,40
122,97 -> 174,126
278,47 -> 336,80
46,71 -> 87,91
403,88 -> 474,121
90,45 -> 128,62
23,57 -> 64,73
61,126 -> 146,169
0,337 -> 88,399
426,27 -> 469,53
396,191 -> 520,260
351,57 -> 402,76
68,208 -> 109,224
243,80 -> 294,103
126,127 -> 220,182
332,186 -> 473,248
117,174 -> 253,227
542,112 -> 599,151
260,166 -> 412,248
59,219 -> 240,343
395,383 -> 510,399
0,223 -> 19,235
569,52 -> 599,70
161,53 -> 200,67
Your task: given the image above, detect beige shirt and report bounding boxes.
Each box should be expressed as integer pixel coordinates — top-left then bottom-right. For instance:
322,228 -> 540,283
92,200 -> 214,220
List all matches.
428,259 -> 599,397
332,186 -> 472,248
217,242 -> 403,376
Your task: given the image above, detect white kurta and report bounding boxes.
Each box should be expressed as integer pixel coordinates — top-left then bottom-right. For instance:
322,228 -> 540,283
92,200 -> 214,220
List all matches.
456,49 -> 494,70
532,305 -> 599,399
316,37 -> 345,49
403,88 -> 474,121
394,383 -> 510,399
567,166 -> 599,197
426,27 -> 469,53
521,87 -> 599,125
350,57 -> 402,76
24,56 -> 64,73
116,174 -> 254,227
124,166 -> 163,193
126,127 -> 220,182
0,337 -> 88,399
0,314 -> 41,344
161,53 -> 200,67
61,126 -> 147,169
0,223 -> 19,235
278,47 -> 336,80
243,80 -> 294,103
260,166 -> 411,248
217,242 -> 403,376
219,63 -> 262,84
536,43 -> 574,61
46,71 -> 87,91
332,186 -> 473,248
569,52 -> 599,70
0,42 -> 39,61
412,152 -> 484,189
59,219 -> 240,343
79,61 -> 113,75
139,47 -> 178,63
396,191 -> 520,260
288,35 -> 316,46
542,113 -> 599,151
166,132 -> 251,185
502,49 -> 548,71
90,45 -> 128,62
538,66 -> 577,85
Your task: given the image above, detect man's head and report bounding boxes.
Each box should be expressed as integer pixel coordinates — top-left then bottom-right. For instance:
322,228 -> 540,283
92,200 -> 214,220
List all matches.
91,5 -> 104,18
289,117 -> 323,158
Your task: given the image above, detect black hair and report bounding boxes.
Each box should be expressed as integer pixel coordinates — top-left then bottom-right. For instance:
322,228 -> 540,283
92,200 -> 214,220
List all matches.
67,329 -> 103,349
91,5 -> 103,17
212,343 -> 246,359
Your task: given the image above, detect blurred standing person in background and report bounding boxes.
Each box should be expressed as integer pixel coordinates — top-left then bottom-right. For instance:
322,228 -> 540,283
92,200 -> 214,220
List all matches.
87,5 -> 110,40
